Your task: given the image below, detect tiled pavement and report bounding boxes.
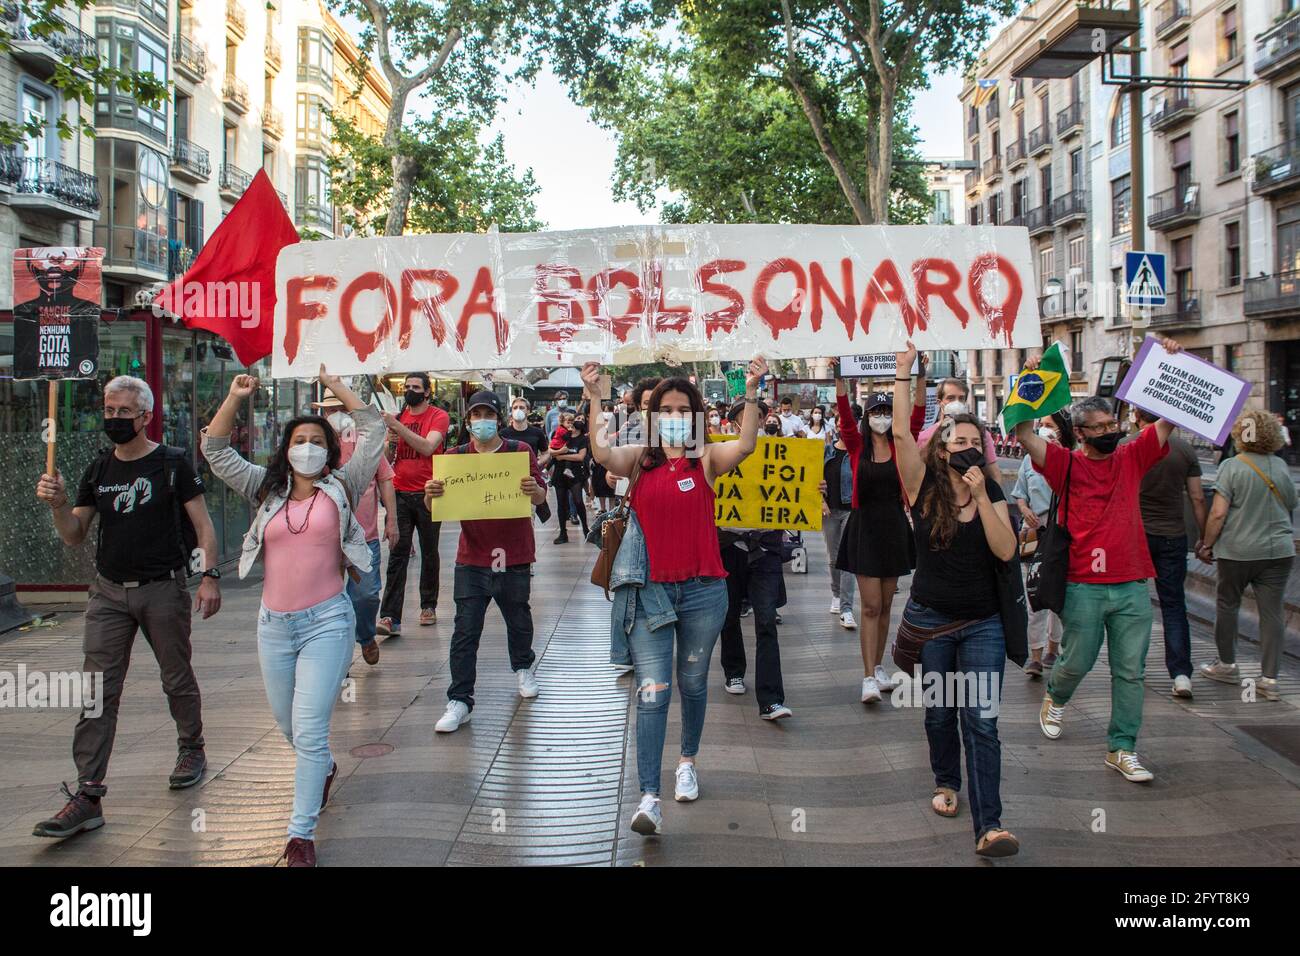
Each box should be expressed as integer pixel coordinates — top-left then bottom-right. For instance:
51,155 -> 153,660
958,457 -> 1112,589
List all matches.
1,526 -> 1298,867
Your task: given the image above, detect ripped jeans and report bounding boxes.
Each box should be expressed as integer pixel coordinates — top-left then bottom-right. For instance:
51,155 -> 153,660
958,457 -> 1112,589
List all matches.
627,576 -> 728,796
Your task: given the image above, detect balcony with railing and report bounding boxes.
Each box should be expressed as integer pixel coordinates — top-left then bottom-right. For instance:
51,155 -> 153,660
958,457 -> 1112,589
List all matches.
1154,0 -> 1190,38
1026,205 -> 1054,236
1147,292 -> 1201,329
967,114 -> 979,138
2,151 -> 101,218
296,200 -> 334,230
173,34 -> 208,84
226,0 -> 246,39
965,169 -> 981,194
170,137 -> 211,182
262,106 -> 284,140
1257,12 -> 1300,79
1006,139 -> 1028,169
223,75 -> 250,114
985,98 -> 1000,123
1050,189 -> 1087,224
95,225 -> 167,276
1244,271 -> 1300,318
265,34 -> 282,74
1056,102 -> 1084,139
1038,287 -> 1088,321
1150,92 -> 1194,131
1149,184 -> 1200,230
1251,141 -> 1300,195
982,155 -> 1002,184
1028,124 -> 1052,157
218,163 -> 253,199
4,9 -> 96,76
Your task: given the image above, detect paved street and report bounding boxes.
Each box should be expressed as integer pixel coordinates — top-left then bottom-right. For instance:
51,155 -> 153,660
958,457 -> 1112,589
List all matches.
1,526 -> 1298,867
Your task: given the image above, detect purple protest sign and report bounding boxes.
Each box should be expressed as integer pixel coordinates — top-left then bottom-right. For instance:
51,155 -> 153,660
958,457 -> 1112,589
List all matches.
1115,336 -> 1252,446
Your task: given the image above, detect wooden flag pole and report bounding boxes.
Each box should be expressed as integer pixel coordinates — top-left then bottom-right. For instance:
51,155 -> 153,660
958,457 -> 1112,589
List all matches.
45,379 -> 56,477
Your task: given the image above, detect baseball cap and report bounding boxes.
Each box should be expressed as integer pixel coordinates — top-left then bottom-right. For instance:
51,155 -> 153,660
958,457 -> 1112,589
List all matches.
466,390 -> 503,418
865,393 -> 891,412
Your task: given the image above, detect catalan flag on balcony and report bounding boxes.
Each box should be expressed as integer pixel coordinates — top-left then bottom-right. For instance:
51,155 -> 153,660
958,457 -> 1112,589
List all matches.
1002,343 -> 1071,431
974,78 -> 999,106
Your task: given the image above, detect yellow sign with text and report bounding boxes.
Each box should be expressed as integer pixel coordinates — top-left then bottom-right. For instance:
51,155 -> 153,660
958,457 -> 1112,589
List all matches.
713,437 -> 823,531
429,451 -> 531,522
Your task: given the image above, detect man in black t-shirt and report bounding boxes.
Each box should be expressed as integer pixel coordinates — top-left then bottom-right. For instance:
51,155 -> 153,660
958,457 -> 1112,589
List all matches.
32,375 -> 222,841
506,396 -> 550,465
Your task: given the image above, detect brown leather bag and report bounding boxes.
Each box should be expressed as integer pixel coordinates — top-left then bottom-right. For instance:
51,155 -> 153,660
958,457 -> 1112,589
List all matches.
590,457 -> 642,599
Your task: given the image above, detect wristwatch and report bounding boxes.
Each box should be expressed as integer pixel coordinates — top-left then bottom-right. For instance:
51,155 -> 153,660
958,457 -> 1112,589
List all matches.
201,567 -> 222,581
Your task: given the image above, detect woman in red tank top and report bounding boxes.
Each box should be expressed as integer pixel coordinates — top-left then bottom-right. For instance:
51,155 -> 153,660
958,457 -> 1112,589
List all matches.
584,358 -> 767,837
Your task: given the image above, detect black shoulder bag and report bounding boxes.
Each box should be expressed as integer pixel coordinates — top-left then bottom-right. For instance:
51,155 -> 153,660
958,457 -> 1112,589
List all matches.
1025,456 -> 1072,615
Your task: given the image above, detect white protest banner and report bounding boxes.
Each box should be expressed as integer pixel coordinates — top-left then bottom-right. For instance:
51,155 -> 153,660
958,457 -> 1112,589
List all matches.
840,353 -> 920,377
1115,336 -> 1252,445
272,224 -> 1038,377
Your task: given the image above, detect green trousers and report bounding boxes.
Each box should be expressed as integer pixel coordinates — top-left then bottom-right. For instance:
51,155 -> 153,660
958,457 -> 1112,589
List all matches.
1047,580 -> 1153,753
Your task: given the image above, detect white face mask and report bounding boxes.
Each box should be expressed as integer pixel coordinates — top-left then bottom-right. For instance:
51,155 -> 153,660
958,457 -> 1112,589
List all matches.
943,400 -> 968,417
326,411 -> 354,441
869,415 -> 893,434
288,442 -> 328,477
512,408 -> 527,423
1037,427 -> 1058,442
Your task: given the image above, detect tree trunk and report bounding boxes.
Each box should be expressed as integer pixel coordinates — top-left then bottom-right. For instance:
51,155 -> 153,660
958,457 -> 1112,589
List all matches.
382,86 -> 412,236
786,72 -> 872,224
869,81 -> 896,226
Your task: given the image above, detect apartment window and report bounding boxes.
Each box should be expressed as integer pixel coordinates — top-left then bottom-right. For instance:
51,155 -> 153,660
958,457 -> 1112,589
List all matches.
1068,235 -> 1086,276
1039,164 -> 1053,209
1038,93 -> 1050,131
991,128 -> 1001,156
20,87 -> 52,162
1012,179 -> 1028,219
969,204 -> 982,226
298,28 -> 334,83
987,193 -> 1002,225
297,93 -> 330,147
1220,6 -> 1239,64
1172,236 -> 1194,304
1112,174 -> 1131,234
1070,331 -> 1083,374
1277,203 -> 1300,275
224,125 -> 237,168
168,189 -> 205,259
1069,148 -> 1083,193
1111,94 -> 1130,147
1111,266 -> 1124,322
94,137 -> 169,270
174,94 -> 191,140
1040,246 -> 1056,282
95,19 -> 169,143
1223,110 -> 1241,174
1287,84 -> 1300,144
295,156 -> 332,224
934,189 -> 952,225
1224,221 -> 1242,287
1173,134 -> 1192,195
1170,39 -> 1189,81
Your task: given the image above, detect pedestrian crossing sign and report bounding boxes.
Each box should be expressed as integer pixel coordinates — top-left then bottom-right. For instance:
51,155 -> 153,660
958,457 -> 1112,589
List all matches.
1125,251 -> 1167,307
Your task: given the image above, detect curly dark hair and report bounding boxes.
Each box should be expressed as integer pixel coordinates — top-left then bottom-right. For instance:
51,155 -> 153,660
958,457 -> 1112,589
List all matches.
918,412 -> 987,550
257,415 -> 341,503
641,377 -> 705,471
631,376 -> 662,411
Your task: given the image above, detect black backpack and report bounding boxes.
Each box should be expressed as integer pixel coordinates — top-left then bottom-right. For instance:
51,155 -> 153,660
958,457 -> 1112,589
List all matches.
90,445 -> 200,573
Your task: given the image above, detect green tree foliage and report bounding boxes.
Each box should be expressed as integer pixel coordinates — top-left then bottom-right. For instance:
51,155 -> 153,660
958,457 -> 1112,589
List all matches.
328,114 -> 543,235
0,1 -> 167,145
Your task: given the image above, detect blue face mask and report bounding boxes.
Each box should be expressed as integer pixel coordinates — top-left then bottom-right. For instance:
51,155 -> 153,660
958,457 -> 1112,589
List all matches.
657,415 -> 692,447
469,419 -> 499,442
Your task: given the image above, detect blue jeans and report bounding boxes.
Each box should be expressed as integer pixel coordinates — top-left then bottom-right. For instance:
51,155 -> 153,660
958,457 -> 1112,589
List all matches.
347,540 -> 382,646
627,576 -> 728,796
448,564 -> 535,710
1145,533 -> 1191,679
907,599 -> 1006,840
257,590 -> 355,840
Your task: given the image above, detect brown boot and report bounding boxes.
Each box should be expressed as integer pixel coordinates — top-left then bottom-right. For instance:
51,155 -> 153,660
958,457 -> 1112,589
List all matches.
361,640 -> 380,665
283,837 -> 317,867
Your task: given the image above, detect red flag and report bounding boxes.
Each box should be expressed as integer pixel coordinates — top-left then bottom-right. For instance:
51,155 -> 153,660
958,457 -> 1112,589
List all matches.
153,168 -> 300,366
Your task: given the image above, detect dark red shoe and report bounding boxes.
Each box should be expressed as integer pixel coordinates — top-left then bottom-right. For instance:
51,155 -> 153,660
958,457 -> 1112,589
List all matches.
320,761 -> 338,811
283,837 -> 316,867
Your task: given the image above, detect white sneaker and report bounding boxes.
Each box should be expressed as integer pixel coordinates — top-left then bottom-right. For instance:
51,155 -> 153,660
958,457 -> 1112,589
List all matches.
517,664 -> 540,699
761,703 -> 793,720
839,610 -> 857,630
1172,675 -> 1193,698
829,598 -> 841,615
674,762 -> 699,802
874,665 -> 899,692
1199,659 -> 1240,685
861,677 -> 882,704
723,676 -> 746,695
435,700 -> 471,733
630,794 -> 662,835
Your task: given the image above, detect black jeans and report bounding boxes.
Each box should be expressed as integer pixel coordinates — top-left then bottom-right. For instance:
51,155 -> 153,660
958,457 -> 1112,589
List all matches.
448,564 -> 536,710
554,478 -> 588,538
381,490 -> 441,624
719,542 -> 785,709
1146,533 -> 1191,679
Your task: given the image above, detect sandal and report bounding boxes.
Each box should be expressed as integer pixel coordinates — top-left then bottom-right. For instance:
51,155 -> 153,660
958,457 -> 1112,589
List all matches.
975,829 -> 1020,858
931,787 -> 959,818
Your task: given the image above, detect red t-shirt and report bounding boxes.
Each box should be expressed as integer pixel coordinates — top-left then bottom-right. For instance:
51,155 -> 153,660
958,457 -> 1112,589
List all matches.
448,439 -> 548,568
1033,425 -> 1170,584
392,404 -> 450,492
630,459 -> 727,582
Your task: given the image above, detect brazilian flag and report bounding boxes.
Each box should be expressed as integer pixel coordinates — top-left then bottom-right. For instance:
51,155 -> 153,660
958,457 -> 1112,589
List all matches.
1002,343 -> 1071,431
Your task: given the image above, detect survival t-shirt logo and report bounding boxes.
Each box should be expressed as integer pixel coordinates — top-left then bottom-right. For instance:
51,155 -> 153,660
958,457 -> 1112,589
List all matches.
103,477 -> 153,513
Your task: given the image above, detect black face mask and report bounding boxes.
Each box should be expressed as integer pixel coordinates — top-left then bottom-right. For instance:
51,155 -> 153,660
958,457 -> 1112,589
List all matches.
765,422 -> 781,435
404,389 -> 425,407
947,447 -> 986,474
103,416 -> 141,445
1085,431 -> 1122,455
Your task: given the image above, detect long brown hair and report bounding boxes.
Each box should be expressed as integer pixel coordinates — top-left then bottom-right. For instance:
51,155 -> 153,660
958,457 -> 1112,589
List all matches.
918,413 -> 987,549
641,376 -> 705,471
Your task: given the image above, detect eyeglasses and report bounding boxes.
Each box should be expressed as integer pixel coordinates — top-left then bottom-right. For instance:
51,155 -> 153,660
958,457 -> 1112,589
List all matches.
104,408 -> 143,419
1079,420 -> 1120,434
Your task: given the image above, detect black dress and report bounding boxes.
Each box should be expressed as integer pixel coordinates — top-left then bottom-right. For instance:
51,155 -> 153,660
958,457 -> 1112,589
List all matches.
835,452 -> 915,578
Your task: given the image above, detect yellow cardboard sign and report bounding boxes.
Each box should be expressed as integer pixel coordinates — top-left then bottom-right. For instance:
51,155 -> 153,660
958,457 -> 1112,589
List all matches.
713,437 -> 823,530
429,451 -> 531,521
